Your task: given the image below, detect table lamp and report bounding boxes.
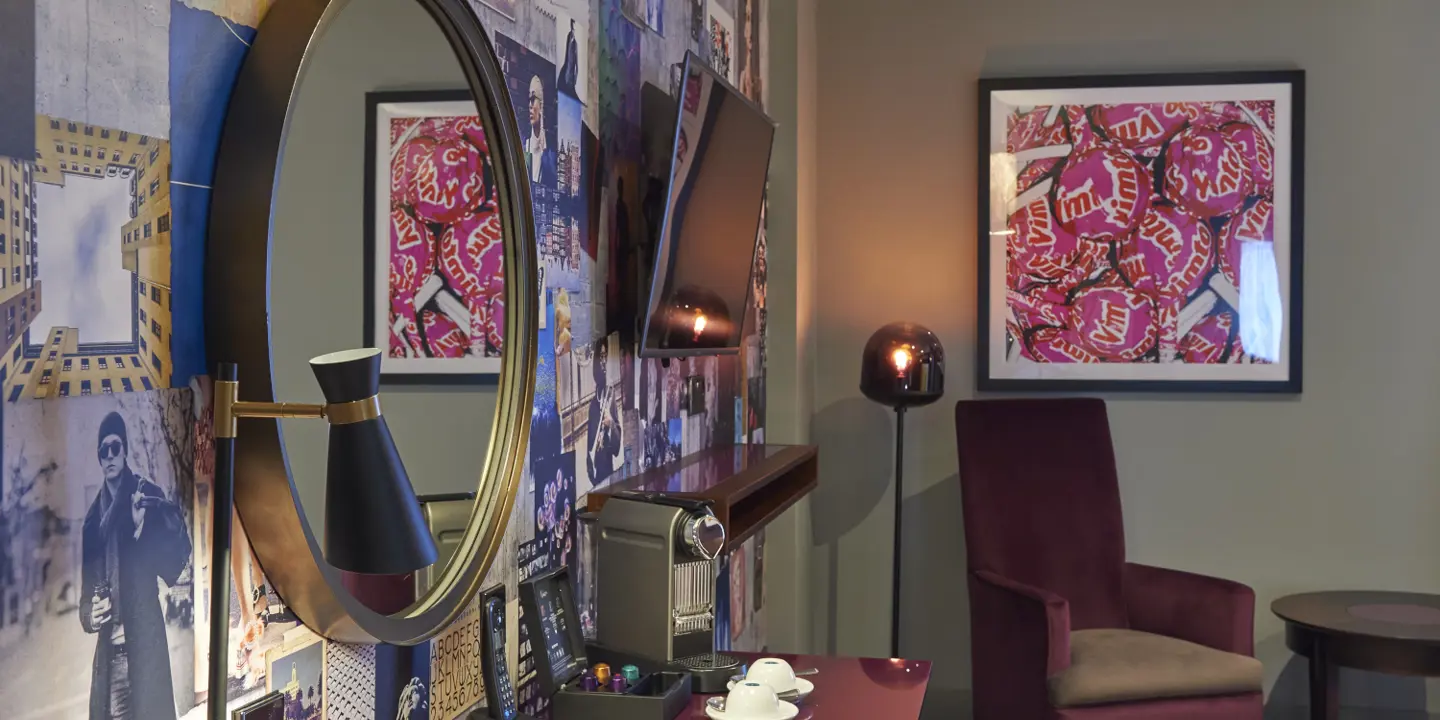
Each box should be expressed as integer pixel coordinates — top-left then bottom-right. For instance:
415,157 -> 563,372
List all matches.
859,322 -> 944,658
208,349 -> 437,718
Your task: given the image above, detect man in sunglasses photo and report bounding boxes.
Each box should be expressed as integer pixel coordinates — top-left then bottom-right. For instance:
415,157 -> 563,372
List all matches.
79,411 -> 191,719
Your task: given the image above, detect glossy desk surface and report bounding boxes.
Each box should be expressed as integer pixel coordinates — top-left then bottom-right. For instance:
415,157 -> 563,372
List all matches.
586,444 -> 819,549
685,653 -> 931,719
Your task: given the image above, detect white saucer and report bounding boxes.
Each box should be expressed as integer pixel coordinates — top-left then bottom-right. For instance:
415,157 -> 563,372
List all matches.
726,677 -> 814,703
705,697 -> 800,720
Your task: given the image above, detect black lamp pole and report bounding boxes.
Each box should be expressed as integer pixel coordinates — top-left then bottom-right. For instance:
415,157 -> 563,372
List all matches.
208,363 -> 238,720
859,322 -> 944,660
890,406 -> 905,659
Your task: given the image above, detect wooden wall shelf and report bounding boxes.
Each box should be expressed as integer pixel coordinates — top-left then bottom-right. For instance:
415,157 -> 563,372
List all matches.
585,444 -> 819,550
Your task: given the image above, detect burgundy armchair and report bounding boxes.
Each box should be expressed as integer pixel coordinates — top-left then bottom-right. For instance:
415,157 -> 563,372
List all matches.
955,398 -> 1262,719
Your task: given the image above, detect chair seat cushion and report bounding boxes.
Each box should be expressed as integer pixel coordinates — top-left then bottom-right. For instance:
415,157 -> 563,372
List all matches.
1049,628 -> 1263,708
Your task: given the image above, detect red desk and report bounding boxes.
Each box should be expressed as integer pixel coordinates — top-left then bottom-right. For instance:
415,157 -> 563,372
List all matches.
685,653 -> 931,719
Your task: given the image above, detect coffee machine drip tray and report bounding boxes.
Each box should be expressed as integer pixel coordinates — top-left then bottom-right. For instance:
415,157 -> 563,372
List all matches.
675,652 -> 744,693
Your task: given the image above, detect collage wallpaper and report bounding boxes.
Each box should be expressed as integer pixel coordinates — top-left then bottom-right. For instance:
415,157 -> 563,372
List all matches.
0,0 -> 769,717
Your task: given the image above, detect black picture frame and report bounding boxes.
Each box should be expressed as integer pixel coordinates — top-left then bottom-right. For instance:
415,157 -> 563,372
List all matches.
976,70 -> 1305,394
363,89 -> 503,386
232,691 -> 285,720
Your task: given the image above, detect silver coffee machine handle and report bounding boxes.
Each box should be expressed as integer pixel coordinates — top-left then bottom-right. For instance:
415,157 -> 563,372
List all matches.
679,511 -> 726,560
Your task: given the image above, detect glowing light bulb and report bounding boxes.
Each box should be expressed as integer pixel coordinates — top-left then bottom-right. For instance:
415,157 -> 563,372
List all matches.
692,312 -> 708,341
892,347 -> 912,373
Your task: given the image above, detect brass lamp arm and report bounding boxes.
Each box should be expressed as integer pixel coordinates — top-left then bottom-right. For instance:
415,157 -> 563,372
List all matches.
234,400 -> 328,420
214,380 -> 380,439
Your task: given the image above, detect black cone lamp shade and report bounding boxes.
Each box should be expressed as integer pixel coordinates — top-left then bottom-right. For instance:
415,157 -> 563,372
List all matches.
311,349 -> 438,575
860,322 -> 945,409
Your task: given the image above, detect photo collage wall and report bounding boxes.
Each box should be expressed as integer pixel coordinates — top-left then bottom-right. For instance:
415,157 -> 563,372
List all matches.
0,0 -> 768,718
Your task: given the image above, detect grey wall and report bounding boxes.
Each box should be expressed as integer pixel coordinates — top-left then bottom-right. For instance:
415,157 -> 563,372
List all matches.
757,0 -> 818,654
271,0 -> 498,537
811,0 -> 1440,717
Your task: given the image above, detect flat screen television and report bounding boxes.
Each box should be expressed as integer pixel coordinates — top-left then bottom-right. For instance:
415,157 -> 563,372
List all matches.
640,52 -> 776,358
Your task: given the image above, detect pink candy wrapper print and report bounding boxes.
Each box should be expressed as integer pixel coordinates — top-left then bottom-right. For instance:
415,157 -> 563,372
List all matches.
980,73 -> 1304,393
366,92 -> 506,382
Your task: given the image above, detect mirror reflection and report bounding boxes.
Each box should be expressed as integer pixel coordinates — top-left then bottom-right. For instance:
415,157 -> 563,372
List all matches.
270,0 -> 503,604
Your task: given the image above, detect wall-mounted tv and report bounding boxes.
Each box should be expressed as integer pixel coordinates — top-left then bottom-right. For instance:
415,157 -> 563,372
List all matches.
640,51 -> 776,358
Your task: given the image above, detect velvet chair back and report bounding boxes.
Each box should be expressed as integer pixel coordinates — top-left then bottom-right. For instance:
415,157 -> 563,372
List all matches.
955,397 -> 1129,630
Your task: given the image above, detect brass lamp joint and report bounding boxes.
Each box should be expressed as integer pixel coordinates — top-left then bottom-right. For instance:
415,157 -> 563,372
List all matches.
214,380 -> 240,439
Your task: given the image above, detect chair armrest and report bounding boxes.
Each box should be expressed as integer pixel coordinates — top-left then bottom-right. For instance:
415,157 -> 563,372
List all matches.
1124,562 -> 1255,656
971,570 -> 1072,676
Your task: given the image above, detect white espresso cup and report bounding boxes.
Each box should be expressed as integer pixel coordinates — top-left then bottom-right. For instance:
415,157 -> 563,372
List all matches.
724,681 -> 788,719
744,658 -> 798,695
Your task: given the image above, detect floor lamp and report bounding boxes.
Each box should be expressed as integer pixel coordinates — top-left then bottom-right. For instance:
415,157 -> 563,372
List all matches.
860,323 -> 944,659
208,350 -> 438,719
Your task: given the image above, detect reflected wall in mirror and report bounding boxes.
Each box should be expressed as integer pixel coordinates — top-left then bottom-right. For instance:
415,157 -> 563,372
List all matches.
270,0 -> 501,609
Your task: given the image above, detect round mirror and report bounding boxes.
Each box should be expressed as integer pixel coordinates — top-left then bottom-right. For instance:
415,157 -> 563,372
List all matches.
207,0 -> 535,645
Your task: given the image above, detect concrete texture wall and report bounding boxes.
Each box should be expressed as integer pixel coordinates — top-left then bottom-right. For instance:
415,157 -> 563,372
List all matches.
36,0 -> 170,139
809,0 -> 1440,716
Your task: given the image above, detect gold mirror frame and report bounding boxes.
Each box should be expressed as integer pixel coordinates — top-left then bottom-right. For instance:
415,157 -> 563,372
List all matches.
205,0 -> 536,645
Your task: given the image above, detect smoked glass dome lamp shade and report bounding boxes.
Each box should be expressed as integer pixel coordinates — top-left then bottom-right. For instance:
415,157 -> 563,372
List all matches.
310,348 -> 438,575
654,284 -> 734,351
859,323 -> 945,409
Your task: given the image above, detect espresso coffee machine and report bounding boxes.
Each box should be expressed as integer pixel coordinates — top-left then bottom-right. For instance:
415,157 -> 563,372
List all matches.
595,491 -> 739,692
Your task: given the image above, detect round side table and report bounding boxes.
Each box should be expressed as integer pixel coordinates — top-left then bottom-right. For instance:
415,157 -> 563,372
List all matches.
1273,591 -> 1440,720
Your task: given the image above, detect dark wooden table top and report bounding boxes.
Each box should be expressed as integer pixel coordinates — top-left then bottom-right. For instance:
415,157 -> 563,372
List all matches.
586,444 -> 818,549
1273,591 -> 1440,643
684,652 -> 931,720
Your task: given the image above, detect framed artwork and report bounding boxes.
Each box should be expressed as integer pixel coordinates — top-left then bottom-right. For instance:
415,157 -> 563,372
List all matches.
265,630 -> 326,719
365,90 -> 505,385
978,71 -> 1305,393
707,2 -> 736,84
231,692 -> 284,720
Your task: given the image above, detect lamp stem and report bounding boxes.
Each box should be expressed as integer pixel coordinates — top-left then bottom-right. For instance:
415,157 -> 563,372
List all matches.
892,405 -> 905,660
208,363 -> 239,720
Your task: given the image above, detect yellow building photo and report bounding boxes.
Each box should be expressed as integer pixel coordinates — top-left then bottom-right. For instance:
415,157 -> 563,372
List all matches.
2,115 -> 173,401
